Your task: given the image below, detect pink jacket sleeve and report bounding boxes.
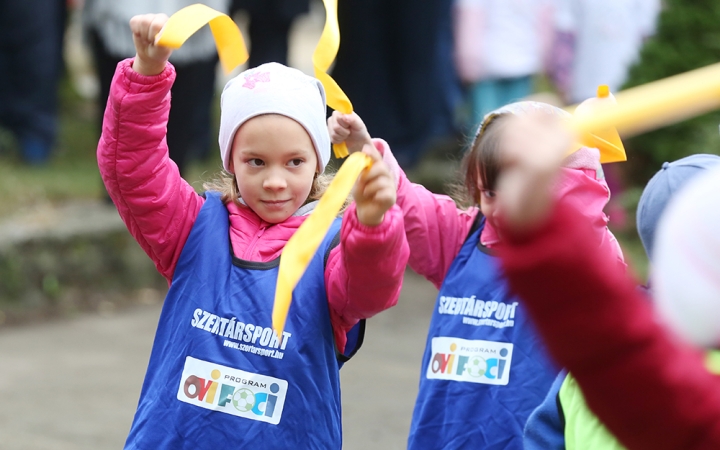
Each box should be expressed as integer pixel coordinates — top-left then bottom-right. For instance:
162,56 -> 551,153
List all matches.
375,139 -> 478,289
97,59 -> 203,283
499,201 -> 720,450
555,167 -> 624,264
325,203 -> 409,353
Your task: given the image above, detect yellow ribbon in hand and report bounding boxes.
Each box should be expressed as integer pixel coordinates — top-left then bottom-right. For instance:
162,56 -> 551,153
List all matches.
313,0 -> 353,158
155,3 -> 248,74
273,0 -> 371,340
272,152 -> 372,340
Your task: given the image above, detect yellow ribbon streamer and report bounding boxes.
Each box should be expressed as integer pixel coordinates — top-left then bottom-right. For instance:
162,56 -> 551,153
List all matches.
272,0 -> 373,340
567,63 -> 720,157
313,0 -> 353,158
155,3 -> 248,74
273,152 -> 372,340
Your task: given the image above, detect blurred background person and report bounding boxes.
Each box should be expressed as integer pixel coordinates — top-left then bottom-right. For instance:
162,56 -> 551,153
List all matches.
230,0 -> 310,68
549,0 -> 661,230
0,0 -> 67,165
550,0 -> 661,105
332,0 -> 457,170
454,0 -> 555,127
82,0 -> 228,176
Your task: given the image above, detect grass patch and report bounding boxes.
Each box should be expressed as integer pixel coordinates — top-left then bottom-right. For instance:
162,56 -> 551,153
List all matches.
0,159 -> 102,217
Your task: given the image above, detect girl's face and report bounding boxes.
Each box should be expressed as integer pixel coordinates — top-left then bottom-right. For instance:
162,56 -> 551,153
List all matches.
478,181 -> 500,229
229,114 -> 318,224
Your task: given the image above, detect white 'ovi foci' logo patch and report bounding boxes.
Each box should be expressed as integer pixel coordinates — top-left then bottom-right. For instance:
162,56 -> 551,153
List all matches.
426,337 -> 513,385
177,356 -> 288,425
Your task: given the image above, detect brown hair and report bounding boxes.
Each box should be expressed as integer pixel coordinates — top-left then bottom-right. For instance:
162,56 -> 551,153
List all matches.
458,114 -> 510,206
202,169 -> 350,214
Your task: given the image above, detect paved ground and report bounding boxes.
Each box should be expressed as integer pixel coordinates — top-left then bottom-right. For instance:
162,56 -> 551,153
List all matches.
0,270 -> 437,450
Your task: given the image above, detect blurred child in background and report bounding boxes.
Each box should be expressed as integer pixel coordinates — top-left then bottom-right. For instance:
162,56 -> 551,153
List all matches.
454,0 -> 554,126
550,0 -> 660,104
549,0 -> 661,229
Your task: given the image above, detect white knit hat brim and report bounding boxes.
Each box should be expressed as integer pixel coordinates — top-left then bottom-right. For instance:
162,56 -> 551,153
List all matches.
218,63 -> 331,174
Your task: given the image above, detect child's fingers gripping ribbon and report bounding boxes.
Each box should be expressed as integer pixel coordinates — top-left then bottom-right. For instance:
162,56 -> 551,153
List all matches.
154,4 -> 248,74
273,152 -> 372,340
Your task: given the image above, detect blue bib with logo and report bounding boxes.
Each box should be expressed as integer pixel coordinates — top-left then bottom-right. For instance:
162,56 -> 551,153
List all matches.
124,192 -> 348,449
407,217 -> 558,449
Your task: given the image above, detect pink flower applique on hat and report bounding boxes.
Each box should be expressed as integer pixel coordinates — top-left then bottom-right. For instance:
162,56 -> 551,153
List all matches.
242,71 -> 271,89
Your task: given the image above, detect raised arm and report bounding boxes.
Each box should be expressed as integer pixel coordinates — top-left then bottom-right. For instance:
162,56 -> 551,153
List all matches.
325,203 -> 408,352
328,112 -> 477,288
324,144 -> 410,352
495,115 -> 720,450
97,15 -> 203,282
499,201 -> 720,450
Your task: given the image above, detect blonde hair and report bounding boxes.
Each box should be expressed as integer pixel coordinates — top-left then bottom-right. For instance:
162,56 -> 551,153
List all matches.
203,170 -> 351,215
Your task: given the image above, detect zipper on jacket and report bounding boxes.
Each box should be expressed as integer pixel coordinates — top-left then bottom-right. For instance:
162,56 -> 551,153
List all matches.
243,225 -> 267,260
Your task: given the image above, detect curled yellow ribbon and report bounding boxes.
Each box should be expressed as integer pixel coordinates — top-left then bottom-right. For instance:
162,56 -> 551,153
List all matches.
272,0 -> 368,340
313,0 -> 353,158
272,152 -> 372,340
569,85 -> 626,164
155,3 -> 248,74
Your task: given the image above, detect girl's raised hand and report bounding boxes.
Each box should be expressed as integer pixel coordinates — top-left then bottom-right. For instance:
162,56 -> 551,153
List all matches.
129,14 -> 173,76
353,144 -> 397,226
328,111 -> 373,155
496,115 -> 573,232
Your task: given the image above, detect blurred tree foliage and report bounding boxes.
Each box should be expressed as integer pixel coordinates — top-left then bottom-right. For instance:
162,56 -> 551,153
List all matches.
623,0 -> 720,182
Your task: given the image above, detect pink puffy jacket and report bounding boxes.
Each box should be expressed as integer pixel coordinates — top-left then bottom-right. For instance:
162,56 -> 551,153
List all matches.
97,59 -> 409,352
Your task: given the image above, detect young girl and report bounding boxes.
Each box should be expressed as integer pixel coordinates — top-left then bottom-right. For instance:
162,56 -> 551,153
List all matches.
328,102 -> 624,449
99,14 -> 409,449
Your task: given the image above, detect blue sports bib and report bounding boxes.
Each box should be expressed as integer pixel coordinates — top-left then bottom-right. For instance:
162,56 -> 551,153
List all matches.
408,217 -> 558,449
124,192 -> 350,449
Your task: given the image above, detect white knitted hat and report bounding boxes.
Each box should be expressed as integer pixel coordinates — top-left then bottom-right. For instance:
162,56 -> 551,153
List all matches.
218,63 -> 331,173
653,166 -> 720,348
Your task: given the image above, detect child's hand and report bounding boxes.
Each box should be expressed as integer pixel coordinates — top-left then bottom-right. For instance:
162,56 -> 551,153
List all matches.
496,115 -> 573,232
129,14 -> 173,76
328,111 -> 373,155
353,144 -> 397,226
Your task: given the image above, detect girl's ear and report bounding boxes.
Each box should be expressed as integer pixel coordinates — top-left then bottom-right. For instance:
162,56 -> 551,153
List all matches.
228,158 -> 235,173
